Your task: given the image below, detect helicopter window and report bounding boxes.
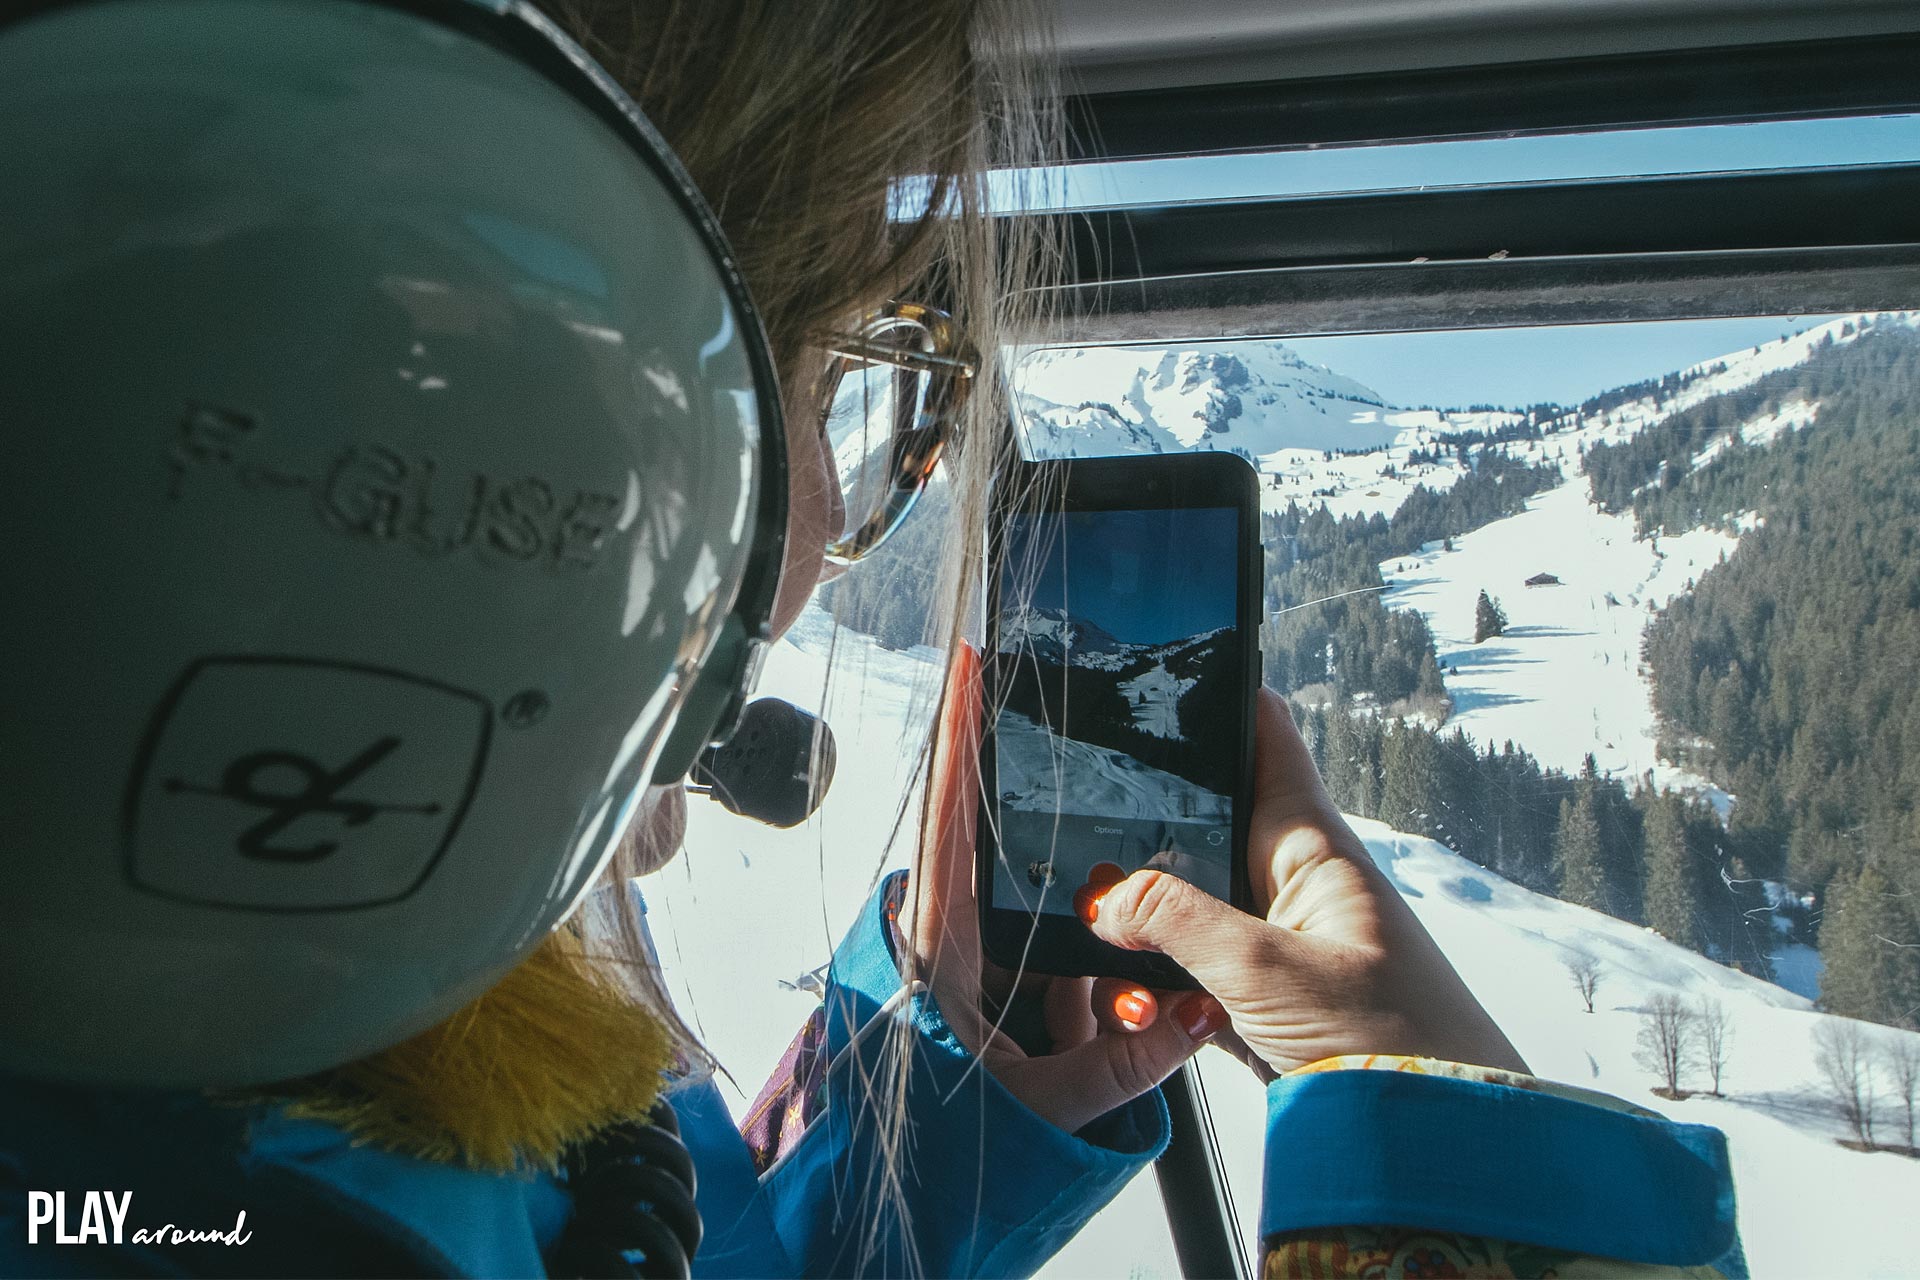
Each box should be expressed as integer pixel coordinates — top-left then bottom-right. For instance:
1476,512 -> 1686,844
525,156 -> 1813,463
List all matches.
1006,309 -> 1920,1276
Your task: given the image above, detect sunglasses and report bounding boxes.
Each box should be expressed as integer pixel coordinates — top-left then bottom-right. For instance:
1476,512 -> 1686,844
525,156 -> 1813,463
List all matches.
816,301 -> 977,564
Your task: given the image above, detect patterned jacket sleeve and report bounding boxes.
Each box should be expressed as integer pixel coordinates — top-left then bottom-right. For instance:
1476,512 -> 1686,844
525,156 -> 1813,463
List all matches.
1258,1056 -> 1746,1279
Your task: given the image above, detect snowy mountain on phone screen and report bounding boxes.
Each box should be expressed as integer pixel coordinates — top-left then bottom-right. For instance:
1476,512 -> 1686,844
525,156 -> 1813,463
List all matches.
1015,343 -> 1402,457
1001,605 -> 1230,684
996,605 -> 1125,663
998,604 -> 1236,803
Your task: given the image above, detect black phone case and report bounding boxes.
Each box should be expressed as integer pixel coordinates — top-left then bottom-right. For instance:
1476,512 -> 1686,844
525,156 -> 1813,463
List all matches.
975,452 -> 1261,991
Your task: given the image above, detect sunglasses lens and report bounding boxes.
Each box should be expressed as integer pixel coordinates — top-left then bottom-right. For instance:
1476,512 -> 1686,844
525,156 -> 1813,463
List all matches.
824,358 -> 935,555
819,306 -> 973,563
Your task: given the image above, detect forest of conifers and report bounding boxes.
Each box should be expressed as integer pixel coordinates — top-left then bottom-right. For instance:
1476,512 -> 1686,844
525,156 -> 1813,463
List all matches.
1592,325 -> 1920,1030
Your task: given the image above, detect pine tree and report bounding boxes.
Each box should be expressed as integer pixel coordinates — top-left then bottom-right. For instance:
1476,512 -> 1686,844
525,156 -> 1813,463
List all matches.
1321,701 -> 1369,816
1643,791 -> 1704,952
1555,790 -> 1608,912
1584,755 -> 1644,924
1473,590 -> 1508,643
1353,715 -> 1385,819
1820,863 -> 1920,1028
1380,721 -> 1441,840
1727,763 -> 1788,879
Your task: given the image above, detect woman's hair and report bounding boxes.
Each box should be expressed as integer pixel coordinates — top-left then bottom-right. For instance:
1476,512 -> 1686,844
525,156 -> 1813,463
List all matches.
568,5 -> 1068,1268
582,9 -> 1067,1269
570,0 -> 1064,1050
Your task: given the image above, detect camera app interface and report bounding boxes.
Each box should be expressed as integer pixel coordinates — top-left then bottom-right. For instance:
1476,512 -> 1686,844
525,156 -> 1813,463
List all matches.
992,505 -> 1239,916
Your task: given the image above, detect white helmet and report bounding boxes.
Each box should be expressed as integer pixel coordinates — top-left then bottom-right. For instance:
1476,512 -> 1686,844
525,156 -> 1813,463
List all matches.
0,0 -> 787,1086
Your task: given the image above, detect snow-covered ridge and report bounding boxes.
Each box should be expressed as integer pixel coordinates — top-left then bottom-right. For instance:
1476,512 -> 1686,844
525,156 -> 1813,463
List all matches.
996,604 -> 1124,660
1015,313 -> 1920,528
1014,342 -> 1403,458
1541,311 -> 1920,460
999,604 -> 1230,677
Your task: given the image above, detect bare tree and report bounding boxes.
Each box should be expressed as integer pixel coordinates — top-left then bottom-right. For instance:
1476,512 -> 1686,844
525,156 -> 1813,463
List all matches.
1813,1019 -> 1878,1147
1698,997 -> 1733,1096
1635,993 -> 1698,1097
1885,1036 -> 1920,1153
1565,953 -> 1603,1014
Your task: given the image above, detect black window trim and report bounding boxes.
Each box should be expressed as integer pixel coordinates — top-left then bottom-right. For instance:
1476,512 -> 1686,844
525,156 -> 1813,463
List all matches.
1065,32 -> 1920,164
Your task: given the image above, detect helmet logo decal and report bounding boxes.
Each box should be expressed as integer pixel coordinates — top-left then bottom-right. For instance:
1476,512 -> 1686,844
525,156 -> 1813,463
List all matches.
169,404 -> 626,571
123,657 -> 493,912
161,736 -> 442,864
501,689 -> 551,729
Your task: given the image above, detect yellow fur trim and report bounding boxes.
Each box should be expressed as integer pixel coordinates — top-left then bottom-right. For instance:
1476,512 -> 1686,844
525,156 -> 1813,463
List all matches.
269,929 -> 676,1172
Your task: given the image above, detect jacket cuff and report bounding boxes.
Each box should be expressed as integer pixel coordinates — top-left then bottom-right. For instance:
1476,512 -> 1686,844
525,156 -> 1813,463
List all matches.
827,870 -> 1167,1158
1261,1067 -> 1740,1271
799,870 -> 1168,1275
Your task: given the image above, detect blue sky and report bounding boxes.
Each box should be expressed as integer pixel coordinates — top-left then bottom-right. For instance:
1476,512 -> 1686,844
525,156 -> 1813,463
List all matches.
1009,507 -> 1237,646
996,114 -> 1916,408
1021,115 -> 1920,211
1280,317 -> 1845,410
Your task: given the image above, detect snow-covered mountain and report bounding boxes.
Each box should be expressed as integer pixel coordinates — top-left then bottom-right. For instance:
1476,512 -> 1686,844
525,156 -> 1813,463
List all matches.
996,604 -> 1126,663
1014,342 -> 1409,457
999,604 -> 1235,753
1011,312 -> 1920,796
1001,604 -> 1229,674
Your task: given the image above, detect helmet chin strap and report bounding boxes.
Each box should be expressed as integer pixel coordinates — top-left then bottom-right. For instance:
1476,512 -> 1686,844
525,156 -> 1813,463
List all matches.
685,698 -> 837,829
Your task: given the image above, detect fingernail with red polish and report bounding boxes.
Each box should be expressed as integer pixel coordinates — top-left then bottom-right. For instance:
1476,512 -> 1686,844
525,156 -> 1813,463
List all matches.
1175,993 -> 1228,1041
1113,991 -> 1150,1025
1073,883 -> 1109,925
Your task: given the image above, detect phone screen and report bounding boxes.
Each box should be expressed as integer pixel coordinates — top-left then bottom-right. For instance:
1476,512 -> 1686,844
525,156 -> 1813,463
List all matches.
988,504 -> 1242,918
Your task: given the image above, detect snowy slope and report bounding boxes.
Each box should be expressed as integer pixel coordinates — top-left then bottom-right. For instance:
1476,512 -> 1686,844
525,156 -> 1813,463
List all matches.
992,708 -> 1230,821
1118,661 -> 1197,738
1380,480 -> 1736,788
645,608 -> 1920,1280
1376,311 -> 1920,789
643,606 -> 947,1079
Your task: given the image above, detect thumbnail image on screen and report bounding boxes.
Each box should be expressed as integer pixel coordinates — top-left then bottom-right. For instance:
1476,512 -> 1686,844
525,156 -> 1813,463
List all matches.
991,506 -> 1239,917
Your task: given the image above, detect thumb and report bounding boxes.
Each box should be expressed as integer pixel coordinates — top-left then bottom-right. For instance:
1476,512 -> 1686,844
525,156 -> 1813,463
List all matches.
1087,870 -> 1294,1005
1021,985 -> 1224,1130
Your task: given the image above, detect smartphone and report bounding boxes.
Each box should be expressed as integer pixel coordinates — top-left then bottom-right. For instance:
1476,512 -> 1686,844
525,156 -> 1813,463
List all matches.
977,451 -> 1260,990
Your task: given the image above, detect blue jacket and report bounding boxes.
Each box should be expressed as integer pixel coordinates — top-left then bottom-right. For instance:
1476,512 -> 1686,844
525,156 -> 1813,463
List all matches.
0,873 -> 1742,1277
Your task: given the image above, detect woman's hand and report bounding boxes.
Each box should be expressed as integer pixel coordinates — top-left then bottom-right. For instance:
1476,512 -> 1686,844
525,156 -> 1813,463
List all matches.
900,646 -> 1217,1135
1083,689 -> 1528,1080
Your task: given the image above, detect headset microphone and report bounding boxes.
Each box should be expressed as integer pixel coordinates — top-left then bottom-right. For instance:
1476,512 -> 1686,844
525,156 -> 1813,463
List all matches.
688,699 -> 837,829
